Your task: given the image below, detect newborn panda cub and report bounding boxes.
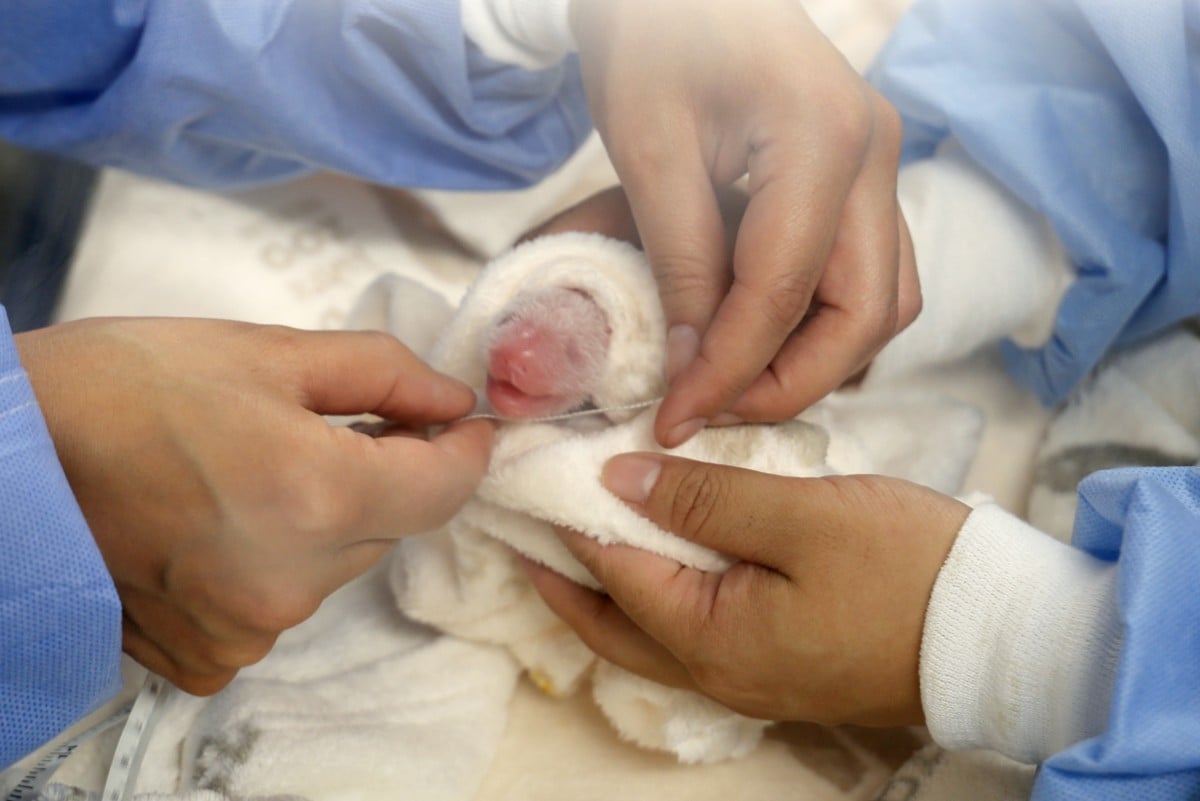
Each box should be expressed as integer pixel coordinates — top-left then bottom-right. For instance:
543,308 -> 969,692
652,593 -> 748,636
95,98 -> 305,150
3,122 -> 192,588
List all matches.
398,233 -> 798,765
484,286 -> 614,420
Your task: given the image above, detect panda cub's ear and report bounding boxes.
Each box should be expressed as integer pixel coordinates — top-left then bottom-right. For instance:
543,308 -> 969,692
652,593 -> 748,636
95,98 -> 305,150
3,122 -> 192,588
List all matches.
346,273 -> 456,361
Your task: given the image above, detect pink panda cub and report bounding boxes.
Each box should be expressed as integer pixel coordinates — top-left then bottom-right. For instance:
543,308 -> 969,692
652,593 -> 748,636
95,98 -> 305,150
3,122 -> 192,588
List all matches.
484,285 -> 613,420
427,231 -> 668,427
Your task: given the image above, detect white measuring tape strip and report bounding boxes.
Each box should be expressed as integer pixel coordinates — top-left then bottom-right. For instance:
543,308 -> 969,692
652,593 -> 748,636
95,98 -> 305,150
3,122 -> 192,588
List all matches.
2,673 -> 172,801
2,706 -> 130,801
461,397 -> 660,424
99,674 -> 171,801
345,396 -> 662,438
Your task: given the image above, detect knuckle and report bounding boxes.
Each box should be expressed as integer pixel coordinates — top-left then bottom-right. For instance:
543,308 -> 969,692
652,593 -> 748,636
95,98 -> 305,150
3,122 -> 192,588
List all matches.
664,463 -> 727,538
654,251 -> 726,314
255,323 -> 307,360
610,129 -> 679,184
572,597 -> 621,653
689,658 -> 747,707
360,328 -> 406,358
200,635 -> 277,671
819,88 -> 874,161
859,297 -> 901,348
220,578 -> 322,634
688,660 -> 724,696
690,661 -> 774,720
287,471 -> 363,537
656,253 -> 717,292
250,587 -> 322,633
758,272 -> 815,332
871,92 -> 905,157
897,259 -> 923,332
823,474 -> 895,518
174,668 -> 237,697
899,285 -> 923,331
249,324 -> 311,383
836,284 -> 902,357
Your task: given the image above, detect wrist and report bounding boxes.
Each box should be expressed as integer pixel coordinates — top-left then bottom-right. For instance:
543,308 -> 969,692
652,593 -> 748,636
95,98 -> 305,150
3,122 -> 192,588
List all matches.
920,504 -> 1122,763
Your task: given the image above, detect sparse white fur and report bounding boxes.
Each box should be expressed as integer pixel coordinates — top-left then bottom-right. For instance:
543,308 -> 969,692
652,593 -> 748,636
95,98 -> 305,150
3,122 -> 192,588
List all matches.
430,232 -> 667,421
484,285 -> 610,406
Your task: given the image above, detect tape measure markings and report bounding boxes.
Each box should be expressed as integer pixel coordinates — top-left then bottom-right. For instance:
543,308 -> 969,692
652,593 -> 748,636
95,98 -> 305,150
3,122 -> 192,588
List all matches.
2,703 -> 131,801
1,673 -> 172,801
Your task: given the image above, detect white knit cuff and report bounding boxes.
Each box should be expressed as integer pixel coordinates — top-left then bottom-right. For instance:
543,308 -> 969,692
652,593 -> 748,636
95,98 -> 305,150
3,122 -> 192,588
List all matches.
920,504 -> 1123,764
461,0 -> 577,71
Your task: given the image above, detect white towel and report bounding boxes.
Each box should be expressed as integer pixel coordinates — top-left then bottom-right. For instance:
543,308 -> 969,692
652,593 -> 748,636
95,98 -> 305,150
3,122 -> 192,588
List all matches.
374,231 -> 985,763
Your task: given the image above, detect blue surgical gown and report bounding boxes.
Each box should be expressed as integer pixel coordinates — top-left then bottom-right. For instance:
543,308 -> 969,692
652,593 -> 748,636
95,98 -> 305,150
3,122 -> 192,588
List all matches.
871,0 -> 1200,797
0,0 -> 590,191
0,0 -> 589,768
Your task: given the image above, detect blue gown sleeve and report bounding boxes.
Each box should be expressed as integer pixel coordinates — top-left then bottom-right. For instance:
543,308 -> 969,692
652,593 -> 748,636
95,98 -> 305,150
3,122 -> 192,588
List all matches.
0,308 -> 123,769
868,0 -> 1200,406
1036,467 -> 1200,799
0,0 -> 592,192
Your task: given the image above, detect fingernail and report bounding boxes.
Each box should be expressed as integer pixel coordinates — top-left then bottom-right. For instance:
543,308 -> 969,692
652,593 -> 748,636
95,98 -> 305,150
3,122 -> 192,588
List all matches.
666,324 -> 700,383
665,416 -> 707,448
603,454 -> 663,504
712,412 -> 742,426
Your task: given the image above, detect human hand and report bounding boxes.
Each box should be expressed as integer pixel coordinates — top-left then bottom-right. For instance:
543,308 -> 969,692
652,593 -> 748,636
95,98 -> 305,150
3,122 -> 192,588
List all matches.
569,0 -> 919,446
16,318 -> 493,695
522,453 -> 969,726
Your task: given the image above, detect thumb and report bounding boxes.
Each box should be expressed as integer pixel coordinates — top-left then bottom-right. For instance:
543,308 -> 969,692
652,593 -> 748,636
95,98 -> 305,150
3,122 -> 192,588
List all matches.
270,328 -> 477,423
601,452 -> 799,567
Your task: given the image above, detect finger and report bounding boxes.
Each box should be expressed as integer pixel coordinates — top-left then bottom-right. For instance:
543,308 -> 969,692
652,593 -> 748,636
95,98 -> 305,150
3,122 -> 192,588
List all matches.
517,555 -> 695,690
121,614 -> 237,697
549,527 -> 734,664
653,123 -> 867,441
266,327 -> 477,423
339,417 -> 494,540
601,452 -> 799,565
610,122 -> 729,377
729,98 -> 905,419
122,586 -> 276,672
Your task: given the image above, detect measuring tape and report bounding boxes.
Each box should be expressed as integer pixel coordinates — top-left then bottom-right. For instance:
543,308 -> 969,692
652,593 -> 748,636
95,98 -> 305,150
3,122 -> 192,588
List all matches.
2,705 -> 130,801
346,396 -> 662,438
2,673 -> 172,801
462,397 -> 660,424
